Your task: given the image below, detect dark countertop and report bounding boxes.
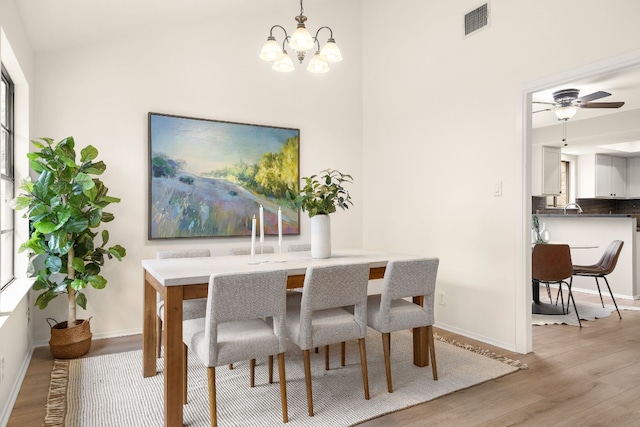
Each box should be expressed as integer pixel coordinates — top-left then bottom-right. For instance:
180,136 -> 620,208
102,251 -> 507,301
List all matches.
534,213 -> 633,217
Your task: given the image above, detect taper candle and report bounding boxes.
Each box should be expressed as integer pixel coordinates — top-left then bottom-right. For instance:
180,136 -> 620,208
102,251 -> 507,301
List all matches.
251,215 -> 256,257
259,205 -> 264,243
278,207 -> 283,245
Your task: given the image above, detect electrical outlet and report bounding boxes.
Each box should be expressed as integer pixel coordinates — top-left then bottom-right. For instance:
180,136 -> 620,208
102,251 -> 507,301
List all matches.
438,291 -> 446,306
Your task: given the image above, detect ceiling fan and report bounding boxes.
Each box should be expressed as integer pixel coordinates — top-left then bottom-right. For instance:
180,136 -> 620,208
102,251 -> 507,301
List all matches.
533,88 -> 625,120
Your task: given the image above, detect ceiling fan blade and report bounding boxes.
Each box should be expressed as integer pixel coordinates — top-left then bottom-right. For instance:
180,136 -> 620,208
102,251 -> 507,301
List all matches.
533,108 -> 552,113
532,101 -> 556,105
580,101 -> 625,109
577,91 -> 611,103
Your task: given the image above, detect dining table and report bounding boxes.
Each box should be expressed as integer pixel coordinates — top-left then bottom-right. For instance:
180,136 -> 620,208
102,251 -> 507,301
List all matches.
142,248 -> 430,427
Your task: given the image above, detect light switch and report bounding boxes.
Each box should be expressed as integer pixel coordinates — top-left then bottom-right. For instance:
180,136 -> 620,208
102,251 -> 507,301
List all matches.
493,181 -> 502,196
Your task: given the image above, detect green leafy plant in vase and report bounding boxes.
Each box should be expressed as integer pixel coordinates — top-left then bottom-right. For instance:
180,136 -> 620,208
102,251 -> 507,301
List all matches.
287,169 -> 353,258
13,137 -> 126,358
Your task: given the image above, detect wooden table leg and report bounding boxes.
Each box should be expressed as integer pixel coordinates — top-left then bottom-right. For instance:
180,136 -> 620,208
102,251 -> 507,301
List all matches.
412,295 -> 427,367
143,275 -> 158,378
164,286 -> 184,427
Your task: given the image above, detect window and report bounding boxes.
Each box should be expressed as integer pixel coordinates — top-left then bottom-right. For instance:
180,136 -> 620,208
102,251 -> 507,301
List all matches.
546,160 -> 569,208
1,64 -> 15,290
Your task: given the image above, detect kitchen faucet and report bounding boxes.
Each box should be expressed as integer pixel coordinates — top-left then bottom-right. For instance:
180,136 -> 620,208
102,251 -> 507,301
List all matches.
563,202 -> 583,214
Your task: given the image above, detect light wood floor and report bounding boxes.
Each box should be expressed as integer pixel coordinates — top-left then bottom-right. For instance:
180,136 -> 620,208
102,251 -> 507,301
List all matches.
8,290 -> 640,426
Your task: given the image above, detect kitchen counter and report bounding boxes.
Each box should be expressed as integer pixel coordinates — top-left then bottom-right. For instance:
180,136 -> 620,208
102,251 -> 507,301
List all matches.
534,215 -> 639,299
535,213 -> 632,217
535,213 -> 640,231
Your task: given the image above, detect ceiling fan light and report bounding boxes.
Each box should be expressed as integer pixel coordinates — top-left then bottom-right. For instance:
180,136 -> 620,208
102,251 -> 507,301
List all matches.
554,105 -> 579,120
259,36 -> 283,61
319,38 -> 342,62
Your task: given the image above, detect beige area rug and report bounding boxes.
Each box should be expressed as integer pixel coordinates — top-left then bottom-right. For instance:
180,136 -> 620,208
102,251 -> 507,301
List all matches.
44,330 -> 526,427
532,301 -> 640,327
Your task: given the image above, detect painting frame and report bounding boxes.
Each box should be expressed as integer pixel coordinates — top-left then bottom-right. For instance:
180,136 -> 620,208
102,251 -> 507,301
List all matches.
148,112 -> 300,240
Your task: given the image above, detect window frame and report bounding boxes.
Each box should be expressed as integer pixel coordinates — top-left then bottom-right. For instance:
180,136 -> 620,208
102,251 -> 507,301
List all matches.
1,63 -> 15,290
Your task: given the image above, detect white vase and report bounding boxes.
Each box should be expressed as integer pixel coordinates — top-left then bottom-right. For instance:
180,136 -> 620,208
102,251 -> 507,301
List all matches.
540,222 -> 551,243
310,214 -> 331,259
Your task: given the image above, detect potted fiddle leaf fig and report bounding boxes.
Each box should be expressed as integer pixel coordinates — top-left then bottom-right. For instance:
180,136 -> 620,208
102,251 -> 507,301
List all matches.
286,168 -> 353,259
13,136 -> 126,358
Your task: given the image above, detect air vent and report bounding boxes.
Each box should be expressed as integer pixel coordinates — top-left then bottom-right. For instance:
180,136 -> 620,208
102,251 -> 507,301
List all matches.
464,3 -> 489,37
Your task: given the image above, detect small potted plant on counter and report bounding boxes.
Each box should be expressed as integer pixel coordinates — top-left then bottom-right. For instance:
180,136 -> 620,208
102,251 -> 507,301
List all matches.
287,168 -> 353,258
13,137 -> 126,358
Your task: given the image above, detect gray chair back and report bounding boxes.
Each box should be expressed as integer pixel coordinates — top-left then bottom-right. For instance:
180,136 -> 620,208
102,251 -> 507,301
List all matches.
204,270 -> 288,366
297,263 -> 370,348
157,248 -> 211,259
229,246 -> 275,255
379,258 -> 439,325
287,243 -> 311,252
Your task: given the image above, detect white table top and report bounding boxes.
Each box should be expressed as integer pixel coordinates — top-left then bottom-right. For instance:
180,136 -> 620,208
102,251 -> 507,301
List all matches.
142,248 -> 426,287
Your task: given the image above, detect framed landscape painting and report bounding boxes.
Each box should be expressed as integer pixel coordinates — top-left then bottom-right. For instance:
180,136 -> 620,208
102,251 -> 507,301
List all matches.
148,112 -> 300,239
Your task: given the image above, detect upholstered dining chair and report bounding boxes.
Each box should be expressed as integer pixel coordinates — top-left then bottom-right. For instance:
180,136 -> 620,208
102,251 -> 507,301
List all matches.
365,258 -> 440,393
228,245 -> 274,372
287,243 -> 311,252
182,270 -> 289,427
229,245 -> 275,255
285,263 -> 371,416
156,249 -> 211,358
572,240 -> 624,319
532,243 -> 581,327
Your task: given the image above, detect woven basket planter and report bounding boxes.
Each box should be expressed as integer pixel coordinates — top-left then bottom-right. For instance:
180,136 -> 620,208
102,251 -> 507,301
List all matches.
48,318 -> 93,359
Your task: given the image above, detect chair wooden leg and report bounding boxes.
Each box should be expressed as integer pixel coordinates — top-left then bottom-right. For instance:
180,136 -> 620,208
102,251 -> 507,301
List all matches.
269,355 -> 274,384
156,316 -> 163,358
413,326 -> 428,367
277,353 -> 289,423
358,338 -> 370,400
427,325 -> 438,380
382,332 -> 393,393
250,359 -> 256,387
183,344 -> 188,404
207,367 -> 217,427
324,345 -> 330,370
341,342 -> 346,367
303,350 -> 314,416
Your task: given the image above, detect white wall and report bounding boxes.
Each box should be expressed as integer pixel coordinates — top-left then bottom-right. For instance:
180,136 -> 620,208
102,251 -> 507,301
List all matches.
28,0 -> 364,344
0,0 -> 33,423
362,0 -> 640,351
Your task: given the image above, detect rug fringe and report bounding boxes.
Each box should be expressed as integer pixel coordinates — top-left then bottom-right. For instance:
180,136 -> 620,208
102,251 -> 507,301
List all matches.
434,333 -> 529,370
43,359 -> 69,427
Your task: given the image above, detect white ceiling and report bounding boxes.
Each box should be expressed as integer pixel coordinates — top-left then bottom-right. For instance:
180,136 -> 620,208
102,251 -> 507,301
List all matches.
15,0 -> 297,54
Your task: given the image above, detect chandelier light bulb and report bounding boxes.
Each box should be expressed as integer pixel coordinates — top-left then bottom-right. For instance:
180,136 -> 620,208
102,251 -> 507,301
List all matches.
289,24 -> 314,52
272,52 -> 295,72
307,52 -> 330,74
259,36 -> 283,61
319,38 -> 342,63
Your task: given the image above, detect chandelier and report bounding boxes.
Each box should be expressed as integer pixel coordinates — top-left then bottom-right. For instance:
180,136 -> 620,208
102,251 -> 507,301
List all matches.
259,0 -> 343,74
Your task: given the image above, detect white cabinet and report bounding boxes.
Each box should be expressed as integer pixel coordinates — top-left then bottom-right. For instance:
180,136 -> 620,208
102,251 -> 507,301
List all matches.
627,157 -> 640,197
532,146 -> 561,196
577,154 -> 626,198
